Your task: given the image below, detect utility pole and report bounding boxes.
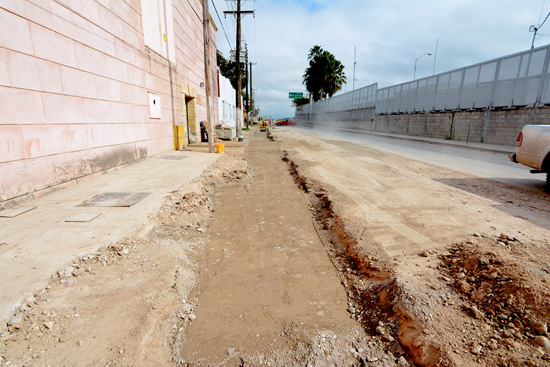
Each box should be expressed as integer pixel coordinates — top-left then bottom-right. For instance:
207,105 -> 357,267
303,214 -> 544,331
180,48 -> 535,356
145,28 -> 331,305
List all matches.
250,62 -> 256,123
235,0 -> 242,140
245,43 -> 249,128
530,25 -> 539,49
224,1 -> 253,142
352,46 -> 357,91
202,0 -> 214,153
433,38 -> 439,75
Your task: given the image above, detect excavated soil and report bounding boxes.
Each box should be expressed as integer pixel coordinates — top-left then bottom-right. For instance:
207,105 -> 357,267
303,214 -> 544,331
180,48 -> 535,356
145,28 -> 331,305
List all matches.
170,130 -> 409,366
2,127 -> 550,367
0,147 -> 247,366
273,127 -> 550,367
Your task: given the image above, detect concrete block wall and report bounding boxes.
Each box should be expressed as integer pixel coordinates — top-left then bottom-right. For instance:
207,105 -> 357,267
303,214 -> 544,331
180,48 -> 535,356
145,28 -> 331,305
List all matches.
407,114 -> 427,136
297,106 -> 550,147
0,0 -> 217,205
452,111 -> 483,142
484,109 -> 531,145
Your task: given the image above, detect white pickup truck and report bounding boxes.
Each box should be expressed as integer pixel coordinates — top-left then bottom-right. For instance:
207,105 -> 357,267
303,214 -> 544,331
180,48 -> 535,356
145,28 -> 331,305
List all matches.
509,125 -> 550,190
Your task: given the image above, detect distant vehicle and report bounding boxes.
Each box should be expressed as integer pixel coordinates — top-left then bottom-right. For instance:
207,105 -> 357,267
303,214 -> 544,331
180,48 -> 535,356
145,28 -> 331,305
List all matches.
275,119 -> 297,126
509,125 -> 550,190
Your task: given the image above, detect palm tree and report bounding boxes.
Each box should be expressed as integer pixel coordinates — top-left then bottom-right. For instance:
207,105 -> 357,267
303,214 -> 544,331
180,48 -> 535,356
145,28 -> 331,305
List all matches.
302,46 -> 346,101
325,57 -> 346,97
307,45 -> 323,61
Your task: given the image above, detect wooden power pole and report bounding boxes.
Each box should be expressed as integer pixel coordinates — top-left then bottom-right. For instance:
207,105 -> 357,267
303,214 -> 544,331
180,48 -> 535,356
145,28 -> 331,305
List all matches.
203,0 -> 214,153
224,1 -> 253,142
245,45 -> 249,128
250,61 -> 256,123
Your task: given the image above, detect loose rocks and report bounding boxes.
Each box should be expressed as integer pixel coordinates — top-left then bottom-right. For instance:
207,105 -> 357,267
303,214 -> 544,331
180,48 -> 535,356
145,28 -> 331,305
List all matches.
534,336 -> 550,350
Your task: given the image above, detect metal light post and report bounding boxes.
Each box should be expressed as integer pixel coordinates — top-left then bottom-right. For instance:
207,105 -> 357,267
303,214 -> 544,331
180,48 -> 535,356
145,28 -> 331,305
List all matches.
414,53 -> 432,80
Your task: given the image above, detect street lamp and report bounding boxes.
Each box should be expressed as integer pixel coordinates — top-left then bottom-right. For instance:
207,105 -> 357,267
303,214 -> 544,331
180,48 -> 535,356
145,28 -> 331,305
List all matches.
414,53 -> 432,80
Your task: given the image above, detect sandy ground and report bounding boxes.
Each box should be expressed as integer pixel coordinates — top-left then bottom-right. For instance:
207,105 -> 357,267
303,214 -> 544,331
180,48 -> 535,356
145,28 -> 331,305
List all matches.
276,127 -> 550,366
1,127 -> 550,366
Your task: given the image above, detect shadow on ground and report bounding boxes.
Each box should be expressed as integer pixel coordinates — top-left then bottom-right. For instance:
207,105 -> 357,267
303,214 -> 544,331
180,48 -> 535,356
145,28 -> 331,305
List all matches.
434,177 -> 550,231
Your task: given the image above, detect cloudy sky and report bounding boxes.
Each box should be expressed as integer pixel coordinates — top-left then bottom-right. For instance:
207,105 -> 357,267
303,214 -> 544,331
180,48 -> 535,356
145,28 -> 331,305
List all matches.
211,0 -> 550,118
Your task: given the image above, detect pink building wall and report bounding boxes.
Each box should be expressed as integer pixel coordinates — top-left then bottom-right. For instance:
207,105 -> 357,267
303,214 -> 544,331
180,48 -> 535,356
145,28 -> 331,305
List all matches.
0,0 -> 218,206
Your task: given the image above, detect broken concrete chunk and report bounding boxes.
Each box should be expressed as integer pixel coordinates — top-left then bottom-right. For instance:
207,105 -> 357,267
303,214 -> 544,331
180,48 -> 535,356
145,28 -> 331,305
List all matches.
534,335 -> 550,350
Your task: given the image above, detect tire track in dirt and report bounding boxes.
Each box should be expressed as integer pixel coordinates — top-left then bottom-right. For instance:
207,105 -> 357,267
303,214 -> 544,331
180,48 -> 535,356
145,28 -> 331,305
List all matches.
288,143 -> 445,256
313,164 -> 439,253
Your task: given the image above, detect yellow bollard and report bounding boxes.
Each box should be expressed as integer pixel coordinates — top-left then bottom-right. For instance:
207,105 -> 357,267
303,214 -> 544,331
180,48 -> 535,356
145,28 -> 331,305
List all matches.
177,126 -> 184,150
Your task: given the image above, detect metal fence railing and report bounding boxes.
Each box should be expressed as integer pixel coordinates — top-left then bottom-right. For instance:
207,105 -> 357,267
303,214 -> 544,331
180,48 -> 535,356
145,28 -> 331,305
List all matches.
298,83 -> 378,114
298,44 -> 550,116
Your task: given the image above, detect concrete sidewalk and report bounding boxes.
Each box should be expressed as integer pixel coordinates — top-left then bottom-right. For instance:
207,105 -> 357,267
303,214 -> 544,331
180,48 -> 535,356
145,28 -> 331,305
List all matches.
300,123 -> 515,154
0,148 -> 220,324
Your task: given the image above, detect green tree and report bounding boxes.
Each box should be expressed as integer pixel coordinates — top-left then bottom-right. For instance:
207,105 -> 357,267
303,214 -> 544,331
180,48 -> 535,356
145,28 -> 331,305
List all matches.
291,97 -> 310,107
302,46 -> 346,101
217,50 -> 247,91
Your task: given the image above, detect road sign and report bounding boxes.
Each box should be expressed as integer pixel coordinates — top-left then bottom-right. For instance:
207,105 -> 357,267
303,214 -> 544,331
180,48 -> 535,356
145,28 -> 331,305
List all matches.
289,92 -> 303,99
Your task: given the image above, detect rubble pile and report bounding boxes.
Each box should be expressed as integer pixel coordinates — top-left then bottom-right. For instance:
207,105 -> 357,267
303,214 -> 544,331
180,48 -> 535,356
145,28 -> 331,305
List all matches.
439,236 -> 550,364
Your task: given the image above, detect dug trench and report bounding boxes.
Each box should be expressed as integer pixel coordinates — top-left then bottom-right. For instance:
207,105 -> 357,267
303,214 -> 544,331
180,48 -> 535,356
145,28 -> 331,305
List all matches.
281,149 -> 445,367
2,128 -> 548,366
172,130 -> 410,366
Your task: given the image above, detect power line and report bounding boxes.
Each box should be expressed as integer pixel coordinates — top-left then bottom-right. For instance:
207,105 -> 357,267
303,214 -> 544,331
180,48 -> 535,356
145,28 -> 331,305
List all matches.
227,0 -> 237,35
211,0 -> 232,49
539,0 -> 547,23
530,10 -> 550,48
540,10 -> 550,29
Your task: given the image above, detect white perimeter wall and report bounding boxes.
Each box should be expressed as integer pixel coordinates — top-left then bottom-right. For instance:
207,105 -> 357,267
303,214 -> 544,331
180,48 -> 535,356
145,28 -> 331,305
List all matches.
218,72 -> 237,128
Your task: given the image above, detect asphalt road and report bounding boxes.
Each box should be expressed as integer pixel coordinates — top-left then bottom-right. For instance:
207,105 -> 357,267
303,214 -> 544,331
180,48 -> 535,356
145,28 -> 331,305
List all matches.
295,126 -> 547,192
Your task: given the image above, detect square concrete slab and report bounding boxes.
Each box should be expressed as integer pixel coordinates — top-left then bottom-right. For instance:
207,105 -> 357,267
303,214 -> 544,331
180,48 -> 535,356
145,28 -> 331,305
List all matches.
159,155 -> 186,160
77,192 -> 150,207
0,206 -> 36,218
65,213 -> 102,222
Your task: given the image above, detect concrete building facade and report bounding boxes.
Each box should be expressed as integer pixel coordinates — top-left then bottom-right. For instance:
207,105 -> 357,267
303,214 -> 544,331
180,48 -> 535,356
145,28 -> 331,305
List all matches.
0,0 -> 218,207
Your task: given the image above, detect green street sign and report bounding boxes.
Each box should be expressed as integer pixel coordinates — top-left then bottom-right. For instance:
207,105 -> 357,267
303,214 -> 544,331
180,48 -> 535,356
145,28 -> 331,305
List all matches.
289,92 -> 304,99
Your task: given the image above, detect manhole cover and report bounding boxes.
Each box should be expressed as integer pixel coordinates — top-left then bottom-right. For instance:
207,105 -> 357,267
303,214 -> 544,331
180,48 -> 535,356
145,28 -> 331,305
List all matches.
159,155 -> 186,160
77,192 -> 150,207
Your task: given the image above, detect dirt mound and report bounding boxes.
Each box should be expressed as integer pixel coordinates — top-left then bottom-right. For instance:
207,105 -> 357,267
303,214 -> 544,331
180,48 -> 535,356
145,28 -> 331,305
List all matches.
438,236 -> 550,365
441,237 -> 550,335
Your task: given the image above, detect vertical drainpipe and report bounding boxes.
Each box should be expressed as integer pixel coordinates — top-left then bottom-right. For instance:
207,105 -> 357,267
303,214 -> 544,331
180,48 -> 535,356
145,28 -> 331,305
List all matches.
162,0 -> 179,148
203,0 -> 214,153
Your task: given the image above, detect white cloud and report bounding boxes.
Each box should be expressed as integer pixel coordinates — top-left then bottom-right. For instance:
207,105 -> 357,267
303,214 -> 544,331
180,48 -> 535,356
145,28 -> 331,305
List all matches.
213,0 -> 549,118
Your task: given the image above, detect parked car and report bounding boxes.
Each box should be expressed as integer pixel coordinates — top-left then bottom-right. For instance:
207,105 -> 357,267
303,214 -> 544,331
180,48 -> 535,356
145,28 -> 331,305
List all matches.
509,125 -> 550,190
275,119 -> 297,126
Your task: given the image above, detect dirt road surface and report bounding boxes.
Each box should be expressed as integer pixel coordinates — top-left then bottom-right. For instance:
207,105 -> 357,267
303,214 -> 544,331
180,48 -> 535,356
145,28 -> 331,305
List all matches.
1,127 -> 550,366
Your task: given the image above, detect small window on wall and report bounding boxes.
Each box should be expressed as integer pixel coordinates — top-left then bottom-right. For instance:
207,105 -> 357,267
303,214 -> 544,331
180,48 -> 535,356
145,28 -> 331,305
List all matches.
140,0 -> 175,63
